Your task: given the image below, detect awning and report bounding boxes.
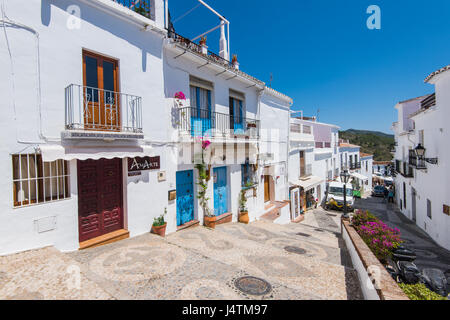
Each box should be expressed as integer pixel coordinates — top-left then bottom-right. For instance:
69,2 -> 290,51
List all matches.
38,144 -> 154,162
289,175 -> 325,191
351,172 -> 369,181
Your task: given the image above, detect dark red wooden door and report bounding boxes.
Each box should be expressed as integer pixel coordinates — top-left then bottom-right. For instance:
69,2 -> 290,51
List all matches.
77,158 -> 123,242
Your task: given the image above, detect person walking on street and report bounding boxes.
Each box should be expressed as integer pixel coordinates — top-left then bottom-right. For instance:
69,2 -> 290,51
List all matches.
388,186 -> 394,203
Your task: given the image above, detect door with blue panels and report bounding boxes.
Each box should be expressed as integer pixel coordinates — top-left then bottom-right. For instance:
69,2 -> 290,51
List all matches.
190,86 -> 212,137
213,167 -> 228,216
230,97 -> 244,135
176,170 -> 194,226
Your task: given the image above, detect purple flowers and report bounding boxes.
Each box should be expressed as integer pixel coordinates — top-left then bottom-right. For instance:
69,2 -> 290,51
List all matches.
352,210 -> 402,263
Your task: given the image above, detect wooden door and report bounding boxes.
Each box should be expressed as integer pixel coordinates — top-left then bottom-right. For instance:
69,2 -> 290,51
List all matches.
176,170 -> 194,226
264,175 -> 270,203
83,50 -> 120,131
78,158 -> 123,242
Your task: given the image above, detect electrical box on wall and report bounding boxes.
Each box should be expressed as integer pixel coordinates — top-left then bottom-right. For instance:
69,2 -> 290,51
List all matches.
34,216 -> 57,233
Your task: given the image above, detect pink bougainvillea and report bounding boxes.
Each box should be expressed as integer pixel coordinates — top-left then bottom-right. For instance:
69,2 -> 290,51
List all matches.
352,210 -> 402,263
174,91 -> 186,100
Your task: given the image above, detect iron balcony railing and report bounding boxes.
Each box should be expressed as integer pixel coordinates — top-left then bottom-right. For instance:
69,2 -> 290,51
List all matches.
177,107 -> 260,139
409,150 -> 426,170
349,162 -> 361,170
65,84 -> 143,133
110,0 -> 153,20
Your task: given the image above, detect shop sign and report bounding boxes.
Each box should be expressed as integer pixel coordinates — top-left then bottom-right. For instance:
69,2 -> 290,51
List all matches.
128,156 -> 160,173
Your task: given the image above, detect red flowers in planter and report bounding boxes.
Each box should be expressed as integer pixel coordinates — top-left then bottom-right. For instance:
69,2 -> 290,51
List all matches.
174,91 -> 186,100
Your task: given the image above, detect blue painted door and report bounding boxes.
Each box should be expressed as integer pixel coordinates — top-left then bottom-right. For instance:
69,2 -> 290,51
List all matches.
176,170 -> 194,226
213,167 -> 228,216
233,99 -> 244,134
190,87 -> 212,137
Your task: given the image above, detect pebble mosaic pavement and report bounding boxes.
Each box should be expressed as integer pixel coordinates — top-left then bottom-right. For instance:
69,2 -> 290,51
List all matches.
0,209 -> 363,300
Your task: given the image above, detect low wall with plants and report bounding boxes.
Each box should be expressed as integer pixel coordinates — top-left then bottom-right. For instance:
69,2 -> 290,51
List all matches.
345,209 -> 447,300
341,215 -> 409,300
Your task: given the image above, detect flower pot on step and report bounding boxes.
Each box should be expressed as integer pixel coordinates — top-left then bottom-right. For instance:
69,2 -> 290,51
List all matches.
239,211 -> 249,224
204,216 -> 217,229
151,223 -> 167,237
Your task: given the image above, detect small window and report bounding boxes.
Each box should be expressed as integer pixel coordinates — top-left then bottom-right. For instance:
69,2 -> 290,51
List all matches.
427,199 -> 432,219
241,163 -> 255,187
12,154 -> 70,208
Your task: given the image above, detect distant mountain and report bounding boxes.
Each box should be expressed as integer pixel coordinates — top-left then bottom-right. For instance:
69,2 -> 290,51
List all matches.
344,129 -> 394,139
339,129 -> 395,161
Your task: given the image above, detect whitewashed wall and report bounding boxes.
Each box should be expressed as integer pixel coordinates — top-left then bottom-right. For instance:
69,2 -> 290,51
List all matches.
0,0 -> 168,254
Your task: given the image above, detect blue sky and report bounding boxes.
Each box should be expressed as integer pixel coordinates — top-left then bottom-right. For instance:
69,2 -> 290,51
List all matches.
168,0 -> 450,134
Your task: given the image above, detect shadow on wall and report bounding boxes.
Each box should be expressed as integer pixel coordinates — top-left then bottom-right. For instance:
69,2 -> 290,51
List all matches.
46,0 -> 161,73
41,0 -> 51,26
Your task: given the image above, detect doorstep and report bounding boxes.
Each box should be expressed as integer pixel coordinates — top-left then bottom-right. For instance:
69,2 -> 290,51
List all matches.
215,212 -> 232,226
79,229 -> 130,250
177,220 -> 200,232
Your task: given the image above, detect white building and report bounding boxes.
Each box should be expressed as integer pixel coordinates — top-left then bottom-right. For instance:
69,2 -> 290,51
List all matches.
392,65 -> 450,250
287,116 -> 321,218
359,153 -> 373,194
0,0 -> 292,255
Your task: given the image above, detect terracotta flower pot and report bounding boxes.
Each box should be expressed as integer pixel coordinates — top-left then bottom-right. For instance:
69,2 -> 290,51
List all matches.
204,216 -> 217,229
151,223 -> 167,237
239,211 -> 249,224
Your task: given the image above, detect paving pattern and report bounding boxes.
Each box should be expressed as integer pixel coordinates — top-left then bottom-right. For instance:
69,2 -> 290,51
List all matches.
0,209 -> 362,300
354,196 -> 450,293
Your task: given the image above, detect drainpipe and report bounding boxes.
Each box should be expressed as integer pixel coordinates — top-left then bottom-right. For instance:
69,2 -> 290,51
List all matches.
286,101 -> 292,200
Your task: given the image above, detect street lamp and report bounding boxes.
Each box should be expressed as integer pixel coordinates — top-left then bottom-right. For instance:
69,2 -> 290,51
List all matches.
414,143 -> 438,166
340,169 -> 351,219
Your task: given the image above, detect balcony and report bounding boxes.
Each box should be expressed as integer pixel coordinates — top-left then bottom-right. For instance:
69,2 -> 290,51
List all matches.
395,159 -> 414,178
409,150 -> 426,170
349,162 -> 361,170
110,0 -> 154,20
300,164 -> 312,178
177,107 -> 259,140
64,84 -> 143,140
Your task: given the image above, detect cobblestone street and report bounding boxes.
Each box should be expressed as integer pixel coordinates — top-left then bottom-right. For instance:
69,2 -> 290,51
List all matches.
0,209 -> 363,300
355,196 -> 450,292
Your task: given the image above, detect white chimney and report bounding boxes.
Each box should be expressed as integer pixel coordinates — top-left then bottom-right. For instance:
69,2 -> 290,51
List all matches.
219,20 -> 228,61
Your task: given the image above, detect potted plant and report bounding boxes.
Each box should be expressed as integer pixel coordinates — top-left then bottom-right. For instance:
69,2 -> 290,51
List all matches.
199,36 -> 208,54
151,208 -> 167,237
232,54 -> 239,70
174,91 -> 186,107
238,189 -> 249,224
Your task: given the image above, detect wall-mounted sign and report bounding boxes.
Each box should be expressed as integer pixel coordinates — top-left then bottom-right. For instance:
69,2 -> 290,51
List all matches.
128,156 -> 160,173
128,171 -> 142,177
443,205 -> 450,216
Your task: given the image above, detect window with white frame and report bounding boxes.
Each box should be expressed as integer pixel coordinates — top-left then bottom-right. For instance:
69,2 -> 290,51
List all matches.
12,154 -> 70,207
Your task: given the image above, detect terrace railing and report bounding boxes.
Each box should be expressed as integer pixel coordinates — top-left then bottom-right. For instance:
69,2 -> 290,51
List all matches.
177,107 -> 260,139
65,84 -> 143,133
110,0 -> 154,20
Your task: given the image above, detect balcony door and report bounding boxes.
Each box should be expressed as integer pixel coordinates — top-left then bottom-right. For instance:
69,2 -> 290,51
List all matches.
83,51 -> 120,131
229,97 -> 244,135
190,86 -> 211,137
300,151 -> 305,177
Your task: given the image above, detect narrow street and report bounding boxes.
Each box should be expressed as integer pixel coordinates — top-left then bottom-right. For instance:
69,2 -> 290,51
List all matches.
0,211 -> 362,300
354,196 -> 450,292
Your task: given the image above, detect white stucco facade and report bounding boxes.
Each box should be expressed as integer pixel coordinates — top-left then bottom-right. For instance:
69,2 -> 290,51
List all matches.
0,0 -> 294,255
392,66 -> 450,250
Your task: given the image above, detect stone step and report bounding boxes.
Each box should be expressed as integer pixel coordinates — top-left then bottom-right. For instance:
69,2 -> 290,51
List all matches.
79,229 -> 130,250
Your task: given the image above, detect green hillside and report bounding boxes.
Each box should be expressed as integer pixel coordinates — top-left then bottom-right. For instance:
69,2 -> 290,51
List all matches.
339,129 -> 394,161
